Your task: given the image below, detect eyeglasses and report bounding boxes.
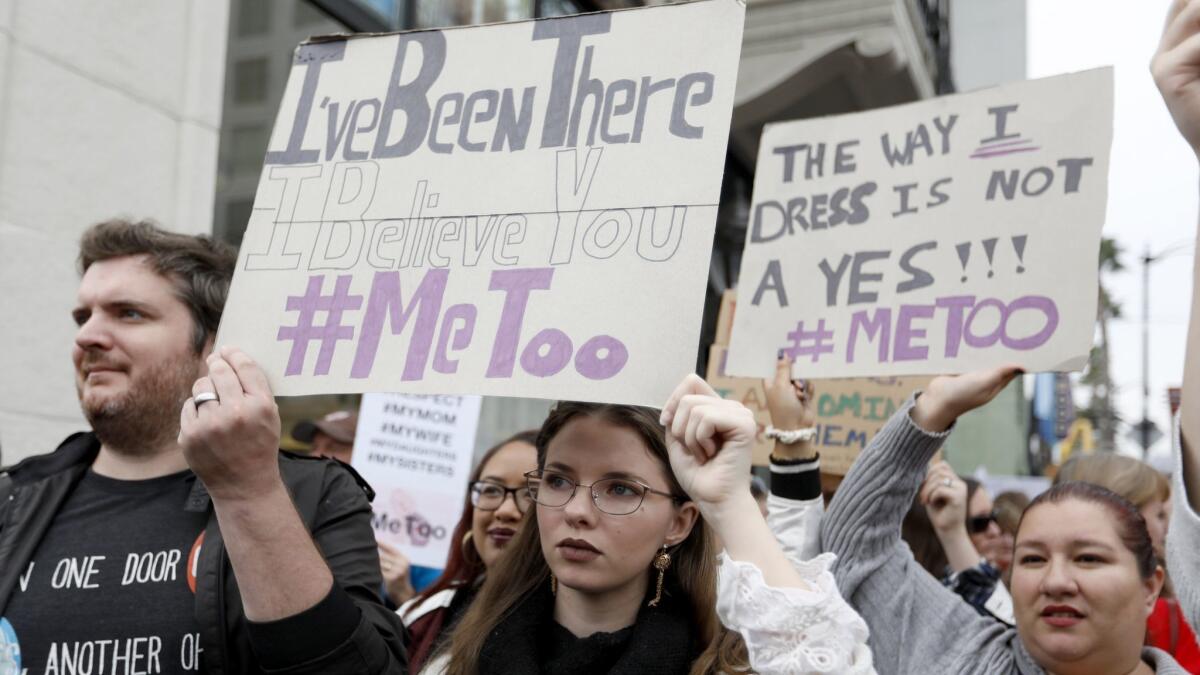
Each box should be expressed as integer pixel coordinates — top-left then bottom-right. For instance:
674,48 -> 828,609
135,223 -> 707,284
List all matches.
470,481 -> 533,513
524,470 -> 681,516
968,511 -> 1000,534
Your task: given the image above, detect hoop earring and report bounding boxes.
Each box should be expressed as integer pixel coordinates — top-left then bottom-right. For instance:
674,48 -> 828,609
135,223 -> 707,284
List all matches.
550,572 -> 558,596
462,530 -> 480,565
647,544 -> 671,607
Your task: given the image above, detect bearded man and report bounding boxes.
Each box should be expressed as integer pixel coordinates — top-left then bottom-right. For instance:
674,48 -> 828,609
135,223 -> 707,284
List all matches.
0,219 -> 407,674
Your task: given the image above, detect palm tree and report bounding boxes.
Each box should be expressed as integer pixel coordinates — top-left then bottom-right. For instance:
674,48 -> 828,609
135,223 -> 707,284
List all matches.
1079,237 -> 1123,450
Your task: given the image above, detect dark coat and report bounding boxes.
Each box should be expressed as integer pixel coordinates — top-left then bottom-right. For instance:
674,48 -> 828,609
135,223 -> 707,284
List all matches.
0,432 -> 408,674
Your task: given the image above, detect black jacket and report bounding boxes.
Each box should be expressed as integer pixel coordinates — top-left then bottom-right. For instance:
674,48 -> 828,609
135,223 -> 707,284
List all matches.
0,432 -> 408,674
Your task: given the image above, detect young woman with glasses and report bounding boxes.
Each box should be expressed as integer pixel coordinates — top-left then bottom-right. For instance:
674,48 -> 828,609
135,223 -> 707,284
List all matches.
399,430 -> 538,673
423,374 -> 873,674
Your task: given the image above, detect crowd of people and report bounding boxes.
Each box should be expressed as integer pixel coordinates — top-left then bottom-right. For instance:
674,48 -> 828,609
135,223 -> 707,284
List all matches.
3,2 -> 1200,674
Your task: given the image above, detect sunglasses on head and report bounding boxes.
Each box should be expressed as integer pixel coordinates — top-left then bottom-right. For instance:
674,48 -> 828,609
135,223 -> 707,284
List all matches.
968,511 -> 999,534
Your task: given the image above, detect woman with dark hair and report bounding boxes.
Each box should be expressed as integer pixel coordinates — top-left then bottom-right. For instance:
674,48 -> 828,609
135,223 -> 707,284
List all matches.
1055,453 -> 1199,671
819,366 -> 1186,673
423,374 -> 873,674
898,461 -> 1015,624
962,475 -> 1015,575
399,430 -> 538,672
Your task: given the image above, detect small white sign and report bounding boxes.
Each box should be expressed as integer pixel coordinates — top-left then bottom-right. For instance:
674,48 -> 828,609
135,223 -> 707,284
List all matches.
351,393 -> 482,568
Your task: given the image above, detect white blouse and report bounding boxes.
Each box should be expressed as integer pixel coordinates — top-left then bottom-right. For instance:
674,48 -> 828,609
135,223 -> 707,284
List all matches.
715,491 -> 876,674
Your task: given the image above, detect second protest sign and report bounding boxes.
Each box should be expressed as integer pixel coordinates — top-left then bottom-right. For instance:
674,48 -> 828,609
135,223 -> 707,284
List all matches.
727,69 -> 1113,379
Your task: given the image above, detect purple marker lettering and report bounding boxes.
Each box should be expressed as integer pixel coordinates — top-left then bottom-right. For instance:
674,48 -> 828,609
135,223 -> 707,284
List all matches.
962,298 -> 1006,349
574,335 -> 628,380
1001,295 -> 1058,349
520,328 -> 573,377
935,295 -> 976,357
486,268 -> 555,378
433,303 -> 477,374
893,304 -> 933,361
350,269 -> 448,380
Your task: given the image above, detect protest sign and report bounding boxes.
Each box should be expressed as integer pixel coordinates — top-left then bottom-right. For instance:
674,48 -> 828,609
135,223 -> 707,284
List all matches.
217,0 -> 745,406
708,290 -> 930,471
726,68 -> 1113,379
351,393 -> 482,568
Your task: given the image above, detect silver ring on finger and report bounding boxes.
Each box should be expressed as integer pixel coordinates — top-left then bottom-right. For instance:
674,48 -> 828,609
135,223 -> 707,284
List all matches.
942,478 -> 952,488
194,391 -> 220,407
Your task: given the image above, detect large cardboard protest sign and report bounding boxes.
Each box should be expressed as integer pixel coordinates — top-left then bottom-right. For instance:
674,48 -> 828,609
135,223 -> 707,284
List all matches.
217,0 -> 744,406
708,290 -> 929,471
727,69 -> 1113,379
352,393 -> 482,568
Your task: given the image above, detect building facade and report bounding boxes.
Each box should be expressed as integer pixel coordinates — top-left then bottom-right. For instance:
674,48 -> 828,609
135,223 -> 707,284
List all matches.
0,0 -> 229,464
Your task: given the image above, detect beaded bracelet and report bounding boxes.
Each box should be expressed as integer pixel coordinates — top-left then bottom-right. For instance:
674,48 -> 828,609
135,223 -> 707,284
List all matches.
764,425 -> 817,444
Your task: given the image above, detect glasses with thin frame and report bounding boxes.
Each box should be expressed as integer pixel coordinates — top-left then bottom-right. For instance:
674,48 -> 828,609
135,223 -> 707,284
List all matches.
470,481 -> 533,513
524,469 -> 681,516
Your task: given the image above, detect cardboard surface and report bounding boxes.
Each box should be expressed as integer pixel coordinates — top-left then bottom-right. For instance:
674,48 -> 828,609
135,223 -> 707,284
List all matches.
727,69 -> 1113,380
218,0 -> 746,406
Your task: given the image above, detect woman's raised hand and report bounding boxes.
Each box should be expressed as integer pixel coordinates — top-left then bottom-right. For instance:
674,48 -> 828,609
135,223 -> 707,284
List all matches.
660,374 -> 757,514
911,365 -> 1023,432
1153,0 -> 1200,157
763,354 -> 816,430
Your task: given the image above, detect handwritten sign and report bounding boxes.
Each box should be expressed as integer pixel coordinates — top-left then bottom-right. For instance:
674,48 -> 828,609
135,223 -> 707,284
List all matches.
708,290 -> 929,471
726,69 -> 1113,379
352,393 -> 482,568
217,0 -> 745,406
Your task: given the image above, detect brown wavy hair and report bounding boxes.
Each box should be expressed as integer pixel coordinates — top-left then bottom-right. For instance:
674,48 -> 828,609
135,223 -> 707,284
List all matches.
78,218 -> 235,354
442,402 -> 749,674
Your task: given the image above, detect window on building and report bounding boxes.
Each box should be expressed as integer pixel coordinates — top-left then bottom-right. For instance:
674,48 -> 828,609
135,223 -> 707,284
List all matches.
225,124 -> 271,178
237,0 -> 272,36
293,1 -> 328,27
233,57 -> 270,104
219,198 -> 254,248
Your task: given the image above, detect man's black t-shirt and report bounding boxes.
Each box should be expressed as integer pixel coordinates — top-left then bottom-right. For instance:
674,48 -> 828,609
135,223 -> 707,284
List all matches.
1,469 -> 209,674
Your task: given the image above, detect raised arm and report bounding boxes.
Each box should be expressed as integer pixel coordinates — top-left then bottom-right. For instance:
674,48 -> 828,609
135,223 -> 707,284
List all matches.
820,367 -> 1020,673
662,374 -> 874,674
1153,0 -> 1200,630
180,347 -> 406,673
1154,0 -> 1200,517
662,373 -> 810,589
762,355 -> 824,563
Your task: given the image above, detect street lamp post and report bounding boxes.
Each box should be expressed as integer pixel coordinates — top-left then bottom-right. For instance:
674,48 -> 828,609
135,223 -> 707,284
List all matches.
1140,240 -> 1194,456
1141,245 -> 1150,455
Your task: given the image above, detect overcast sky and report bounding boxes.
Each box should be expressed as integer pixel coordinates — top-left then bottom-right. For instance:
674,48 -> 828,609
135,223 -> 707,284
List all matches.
1027,0 -> 1197,466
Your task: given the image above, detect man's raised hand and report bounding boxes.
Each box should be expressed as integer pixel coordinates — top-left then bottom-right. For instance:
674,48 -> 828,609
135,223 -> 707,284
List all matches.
179,346 -> 283,501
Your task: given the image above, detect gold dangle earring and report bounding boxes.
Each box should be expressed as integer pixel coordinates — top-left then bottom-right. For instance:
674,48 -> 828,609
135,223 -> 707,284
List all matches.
647,544 -> 672,607
550,572 -> 558,596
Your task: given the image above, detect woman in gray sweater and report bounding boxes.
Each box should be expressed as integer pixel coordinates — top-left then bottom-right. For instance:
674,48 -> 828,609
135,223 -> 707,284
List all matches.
821,367 -> 1187,674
